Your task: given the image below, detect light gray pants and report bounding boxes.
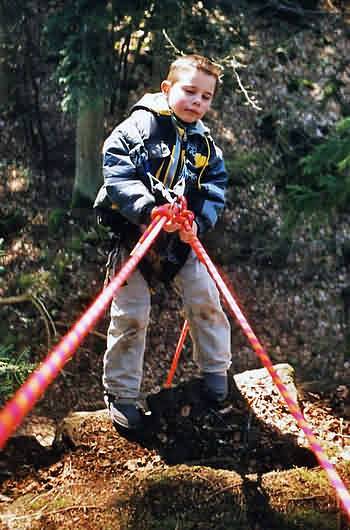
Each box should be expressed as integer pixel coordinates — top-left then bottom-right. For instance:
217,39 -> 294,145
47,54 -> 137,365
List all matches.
103,249 -> 231,399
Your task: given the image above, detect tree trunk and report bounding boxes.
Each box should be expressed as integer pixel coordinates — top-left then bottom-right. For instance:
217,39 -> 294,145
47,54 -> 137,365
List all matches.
72,94 -> 104,208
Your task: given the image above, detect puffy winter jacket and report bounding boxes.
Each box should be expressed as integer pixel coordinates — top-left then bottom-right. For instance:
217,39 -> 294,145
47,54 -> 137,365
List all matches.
94,92 -> 227,283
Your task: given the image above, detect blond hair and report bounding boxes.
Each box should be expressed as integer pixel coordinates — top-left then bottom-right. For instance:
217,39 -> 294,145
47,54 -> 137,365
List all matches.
166,54 -> 223,88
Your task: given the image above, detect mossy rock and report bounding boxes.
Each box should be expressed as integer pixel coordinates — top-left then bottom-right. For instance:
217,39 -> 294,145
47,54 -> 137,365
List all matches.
121,463 -> 350,530
120,465 -> 248,530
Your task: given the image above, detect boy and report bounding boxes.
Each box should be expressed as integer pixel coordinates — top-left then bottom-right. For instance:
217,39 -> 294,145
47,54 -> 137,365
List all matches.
94,54 -> 232,431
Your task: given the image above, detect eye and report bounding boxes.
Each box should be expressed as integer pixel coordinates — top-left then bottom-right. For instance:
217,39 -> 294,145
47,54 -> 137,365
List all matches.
184,88 -> 195,94
203,94 -> 211,101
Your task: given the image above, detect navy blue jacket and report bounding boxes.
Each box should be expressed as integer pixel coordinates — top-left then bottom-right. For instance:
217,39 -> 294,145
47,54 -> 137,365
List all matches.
94,92 -> 227,283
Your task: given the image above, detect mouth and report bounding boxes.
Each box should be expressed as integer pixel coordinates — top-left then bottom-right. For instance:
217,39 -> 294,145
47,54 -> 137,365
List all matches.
185,109 -> 200,117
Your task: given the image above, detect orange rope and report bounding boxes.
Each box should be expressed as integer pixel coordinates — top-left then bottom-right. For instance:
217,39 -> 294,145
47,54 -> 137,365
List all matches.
164,320 -> 189,388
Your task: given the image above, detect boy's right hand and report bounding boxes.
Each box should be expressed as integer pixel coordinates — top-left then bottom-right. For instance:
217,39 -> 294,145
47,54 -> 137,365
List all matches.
151,204 -> 180,232
163,218 -> 181,233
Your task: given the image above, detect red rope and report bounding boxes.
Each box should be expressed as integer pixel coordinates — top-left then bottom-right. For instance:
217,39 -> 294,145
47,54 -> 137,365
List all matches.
164,320 -> 189,388
188,234 -> 350,520
0,215 -> 167,449
1,195 -> 349,521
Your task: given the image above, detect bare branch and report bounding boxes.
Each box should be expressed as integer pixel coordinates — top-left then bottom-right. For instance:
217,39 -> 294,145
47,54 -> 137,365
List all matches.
0,294 -> 31,304
33,296 -> 57,337
223,56 -> 262,111
162,29 -> 184,56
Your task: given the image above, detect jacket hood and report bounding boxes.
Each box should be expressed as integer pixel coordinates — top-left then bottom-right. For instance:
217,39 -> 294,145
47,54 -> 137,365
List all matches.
131,92 -> 209,136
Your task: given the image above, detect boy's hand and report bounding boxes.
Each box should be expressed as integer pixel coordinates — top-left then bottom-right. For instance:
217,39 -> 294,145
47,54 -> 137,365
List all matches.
179,221 -> 198,243
163,218 -> 182,233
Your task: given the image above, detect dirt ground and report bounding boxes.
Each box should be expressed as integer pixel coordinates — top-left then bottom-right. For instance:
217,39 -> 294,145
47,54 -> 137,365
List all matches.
0,362 -> 350,529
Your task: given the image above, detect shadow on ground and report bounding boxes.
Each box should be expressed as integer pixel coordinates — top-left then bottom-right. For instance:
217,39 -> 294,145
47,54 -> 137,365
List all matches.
113,378 -> 342,530
118,376 -> 317,475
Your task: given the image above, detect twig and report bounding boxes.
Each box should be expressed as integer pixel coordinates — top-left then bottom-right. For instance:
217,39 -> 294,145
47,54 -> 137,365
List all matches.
326,0 -> 338,11
0,293 -> 55,349
339,417 -> 344,448
258,0 -> 339,16
233,67 -> 261,110
36,504 -> 104,516
33,295 -> 57,337
160,33 -> 260,111
0,294 -> 31,304
185,456 -> 238,467
30,296 -> 53,349
162,29 -> 184,56
286,493 -> 328,504
225,57 -> 262,111
28,489 -> 54,507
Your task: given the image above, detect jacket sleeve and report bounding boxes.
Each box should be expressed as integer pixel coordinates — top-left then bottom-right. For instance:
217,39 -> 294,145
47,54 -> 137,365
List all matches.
102,113 -> 156,225
193,142 -> 227,235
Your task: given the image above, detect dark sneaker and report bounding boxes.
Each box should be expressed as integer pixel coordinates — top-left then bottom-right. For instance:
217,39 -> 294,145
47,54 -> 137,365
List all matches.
203,373 -> 228,403
104,393 -> 144,430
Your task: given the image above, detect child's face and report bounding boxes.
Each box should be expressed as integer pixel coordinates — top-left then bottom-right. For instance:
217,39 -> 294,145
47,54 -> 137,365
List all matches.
161,67 -> 216,123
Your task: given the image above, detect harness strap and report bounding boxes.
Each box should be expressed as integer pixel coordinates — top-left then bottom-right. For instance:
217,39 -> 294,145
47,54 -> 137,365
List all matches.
163,120 -> 185,189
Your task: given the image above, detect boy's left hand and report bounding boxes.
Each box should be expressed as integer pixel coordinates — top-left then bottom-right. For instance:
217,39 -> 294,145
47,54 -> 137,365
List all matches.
179,221 -> 198,243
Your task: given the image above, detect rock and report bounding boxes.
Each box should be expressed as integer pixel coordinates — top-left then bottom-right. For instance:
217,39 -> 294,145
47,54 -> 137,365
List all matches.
54,409 -> 110,448
234,363 -> 299,407
1,415 -> 59,475
11,414 -> 56,448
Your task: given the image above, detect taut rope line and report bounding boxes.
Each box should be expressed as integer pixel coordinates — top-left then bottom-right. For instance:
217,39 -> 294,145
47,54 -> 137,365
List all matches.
0,215 -> 167,449
0,198 -> 349,521
189,232 -> 350,521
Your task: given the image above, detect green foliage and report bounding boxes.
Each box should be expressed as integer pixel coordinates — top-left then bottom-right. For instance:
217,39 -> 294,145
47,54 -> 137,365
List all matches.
52,250 -> 72,283
159,1 -> 248,58
273,509 -> 338,530
45,1 -> 112,111
17,270 -> 55,297
67,235 -> 84,253
45,0 -> 154,112
45,0 -> 250,114
225,149 -> 275,186
0,345 -> 35,405
285,117 -> 350,225
48,208 -> 66,236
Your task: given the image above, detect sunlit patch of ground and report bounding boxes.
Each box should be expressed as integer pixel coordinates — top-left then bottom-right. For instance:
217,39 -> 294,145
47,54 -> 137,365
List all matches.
0,164 -> 30,197
2,236 -> 41,268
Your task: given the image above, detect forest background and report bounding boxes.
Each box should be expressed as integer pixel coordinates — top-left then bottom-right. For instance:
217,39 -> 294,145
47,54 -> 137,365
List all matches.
1,1 -> 350,529
0,0 -> 349,417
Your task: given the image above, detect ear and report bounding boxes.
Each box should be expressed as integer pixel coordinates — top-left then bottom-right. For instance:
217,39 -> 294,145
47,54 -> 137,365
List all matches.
161,80 -> 171,95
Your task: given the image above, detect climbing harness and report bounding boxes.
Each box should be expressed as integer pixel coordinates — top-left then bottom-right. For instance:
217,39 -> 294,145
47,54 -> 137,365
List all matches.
0,196 -> 350,521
